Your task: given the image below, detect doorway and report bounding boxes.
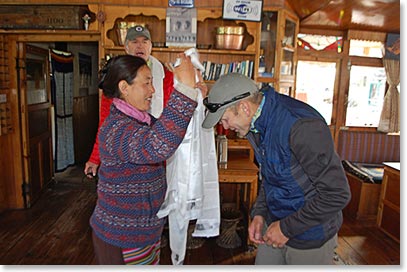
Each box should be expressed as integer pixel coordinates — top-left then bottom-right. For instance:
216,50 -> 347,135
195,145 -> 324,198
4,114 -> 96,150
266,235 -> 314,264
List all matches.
17,42 -> 99,208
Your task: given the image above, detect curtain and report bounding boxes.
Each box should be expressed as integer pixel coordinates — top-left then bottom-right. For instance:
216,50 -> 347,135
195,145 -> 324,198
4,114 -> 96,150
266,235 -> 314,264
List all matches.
377,58 -> 400,133
50,49 -> 75,171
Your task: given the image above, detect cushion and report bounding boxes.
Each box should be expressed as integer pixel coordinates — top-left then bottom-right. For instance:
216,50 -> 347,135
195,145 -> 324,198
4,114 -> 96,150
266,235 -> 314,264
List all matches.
342,160 -> 384,184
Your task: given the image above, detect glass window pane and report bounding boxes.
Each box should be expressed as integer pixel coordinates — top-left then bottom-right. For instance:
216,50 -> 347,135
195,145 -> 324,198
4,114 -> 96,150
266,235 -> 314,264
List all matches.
346,66 -> 386,127
295,61 -> 336,125
26,58 -> 47,105
349,40 -> 384,58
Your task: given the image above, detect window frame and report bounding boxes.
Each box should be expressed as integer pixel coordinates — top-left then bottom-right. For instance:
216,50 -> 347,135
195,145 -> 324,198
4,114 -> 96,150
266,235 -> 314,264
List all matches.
295,57 -> 341,126
343,55 -> 386,128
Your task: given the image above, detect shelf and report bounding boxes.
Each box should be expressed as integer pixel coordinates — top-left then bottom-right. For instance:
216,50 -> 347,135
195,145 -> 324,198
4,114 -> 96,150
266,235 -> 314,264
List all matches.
280,75 -> 295,82
0,29 -> 101,42
104,46 -> 256,56
282,45 -> 295,52
0,29 -> 100,35
259,9 -> 298,93
157,48 -> 256,56
256,76 -> 277,83
100,5 -> 299,98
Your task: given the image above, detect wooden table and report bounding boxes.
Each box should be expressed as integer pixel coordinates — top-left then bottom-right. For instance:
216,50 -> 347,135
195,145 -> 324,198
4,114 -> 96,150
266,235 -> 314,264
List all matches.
218,152 -> 258,246
218,153 -> 258,210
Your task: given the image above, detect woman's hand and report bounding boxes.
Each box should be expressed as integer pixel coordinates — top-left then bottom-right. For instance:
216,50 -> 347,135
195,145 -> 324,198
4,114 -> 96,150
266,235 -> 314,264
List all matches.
171,53 -> 196,89
195,71 -> 208,98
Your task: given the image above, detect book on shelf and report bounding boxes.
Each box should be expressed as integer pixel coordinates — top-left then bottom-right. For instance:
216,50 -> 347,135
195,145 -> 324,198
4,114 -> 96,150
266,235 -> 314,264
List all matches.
224,63 -> 230,75
202,60 -> 254,81
248,60 -> 254,78
204,60 -> 211,80
220,63 -> 226,78
208,62 -> 215,81
202,61 -> 208,80
214,63 -> 222,80
240,61 -> 246,76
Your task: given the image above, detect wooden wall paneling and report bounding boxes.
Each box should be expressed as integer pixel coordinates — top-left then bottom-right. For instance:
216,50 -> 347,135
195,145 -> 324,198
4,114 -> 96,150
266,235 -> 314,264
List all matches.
0,35 -> 25,210
0,5 -> 90,30
1,0 -> 401,33
73,94 -> 99,165
0,0 -> 235,8
86,4 -> 99,32
0,133 -> 15,212
101,5 -> 166,49
0,1 -> 169,6
0,35 -> 9,89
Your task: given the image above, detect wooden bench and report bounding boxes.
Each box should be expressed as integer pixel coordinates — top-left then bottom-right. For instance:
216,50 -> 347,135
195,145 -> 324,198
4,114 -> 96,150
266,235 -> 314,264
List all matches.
336,130 -> 400,224
336,130 -> 400,164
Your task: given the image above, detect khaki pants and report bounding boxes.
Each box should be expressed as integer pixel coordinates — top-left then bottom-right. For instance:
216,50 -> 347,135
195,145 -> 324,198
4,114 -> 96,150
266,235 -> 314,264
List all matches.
255,233 -> 338,265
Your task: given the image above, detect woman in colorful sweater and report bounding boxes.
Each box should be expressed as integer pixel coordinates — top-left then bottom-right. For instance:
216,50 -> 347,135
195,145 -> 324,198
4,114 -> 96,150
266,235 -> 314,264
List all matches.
84,25 -> 174,177
89,54 -> 201,265
84,67 -> 173,174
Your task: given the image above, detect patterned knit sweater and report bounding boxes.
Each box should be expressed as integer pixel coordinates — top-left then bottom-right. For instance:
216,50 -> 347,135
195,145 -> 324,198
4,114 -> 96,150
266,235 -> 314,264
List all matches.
90,90 -> 197,249
88,64 -> 174,165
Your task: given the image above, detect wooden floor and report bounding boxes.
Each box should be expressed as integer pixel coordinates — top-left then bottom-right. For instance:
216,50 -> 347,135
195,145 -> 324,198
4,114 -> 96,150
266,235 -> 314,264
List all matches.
0,165 -> 400,265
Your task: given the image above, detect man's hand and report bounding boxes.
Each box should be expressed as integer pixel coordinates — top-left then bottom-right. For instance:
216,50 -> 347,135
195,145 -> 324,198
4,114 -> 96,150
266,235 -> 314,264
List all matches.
248,215 -> 266,244
84,161 -> 99,178
262,221 -> 289,248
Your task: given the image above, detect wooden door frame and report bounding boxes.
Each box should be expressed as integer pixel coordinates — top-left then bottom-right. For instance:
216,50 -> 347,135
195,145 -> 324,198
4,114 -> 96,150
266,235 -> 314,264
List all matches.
19,44 -> 54,207
3,32 -> 100,209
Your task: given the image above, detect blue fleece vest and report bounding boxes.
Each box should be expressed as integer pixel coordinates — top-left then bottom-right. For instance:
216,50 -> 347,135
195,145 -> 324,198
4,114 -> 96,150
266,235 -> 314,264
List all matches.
254,87 -> 327,242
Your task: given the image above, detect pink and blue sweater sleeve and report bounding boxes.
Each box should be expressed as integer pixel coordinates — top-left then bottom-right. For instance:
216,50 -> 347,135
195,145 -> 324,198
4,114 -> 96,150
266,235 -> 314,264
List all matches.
99,89 -> 198,165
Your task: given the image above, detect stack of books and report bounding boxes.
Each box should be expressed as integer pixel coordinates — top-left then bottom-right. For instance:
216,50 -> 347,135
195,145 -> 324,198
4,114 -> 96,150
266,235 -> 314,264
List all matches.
202,60 -> 254,81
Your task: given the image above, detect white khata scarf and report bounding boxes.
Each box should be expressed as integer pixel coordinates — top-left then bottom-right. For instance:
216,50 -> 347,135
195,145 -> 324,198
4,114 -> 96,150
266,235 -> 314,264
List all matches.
148,55 -> 164,118
157,91 -> 220,265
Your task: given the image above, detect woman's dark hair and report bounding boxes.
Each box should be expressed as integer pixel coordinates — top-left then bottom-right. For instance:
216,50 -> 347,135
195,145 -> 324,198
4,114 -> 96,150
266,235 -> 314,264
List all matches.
98,55 -> 148,98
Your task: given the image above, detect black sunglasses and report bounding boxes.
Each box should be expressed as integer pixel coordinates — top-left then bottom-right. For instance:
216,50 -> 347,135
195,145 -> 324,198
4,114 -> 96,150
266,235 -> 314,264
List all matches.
203,92 -> 251,113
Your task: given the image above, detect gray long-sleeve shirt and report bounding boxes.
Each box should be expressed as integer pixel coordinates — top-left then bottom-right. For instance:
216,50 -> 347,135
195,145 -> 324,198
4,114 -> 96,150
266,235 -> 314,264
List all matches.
249,118 -> 351,248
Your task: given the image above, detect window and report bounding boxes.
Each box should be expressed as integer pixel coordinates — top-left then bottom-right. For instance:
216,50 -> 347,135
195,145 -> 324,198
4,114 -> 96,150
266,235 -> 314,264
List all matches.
295,60 -> 337,125
349,40 -> 384,58
346,66 -> 386,127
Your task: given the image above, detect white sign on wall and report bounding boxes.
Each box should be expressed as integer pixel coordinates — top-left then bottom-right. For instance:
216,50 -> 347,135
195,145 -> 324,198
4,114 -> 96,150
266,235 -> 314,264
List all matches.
166,8 -> 197,47
222,0 -> 263,22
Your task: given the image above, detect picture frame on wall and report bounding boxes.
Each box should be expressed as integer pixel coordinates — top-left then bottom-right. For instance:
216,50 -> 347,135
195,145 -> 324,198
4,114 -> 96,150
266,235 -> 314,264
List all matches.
166,8 -> 197,47
222,0 -> 263,22
384,33 -> 400,60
